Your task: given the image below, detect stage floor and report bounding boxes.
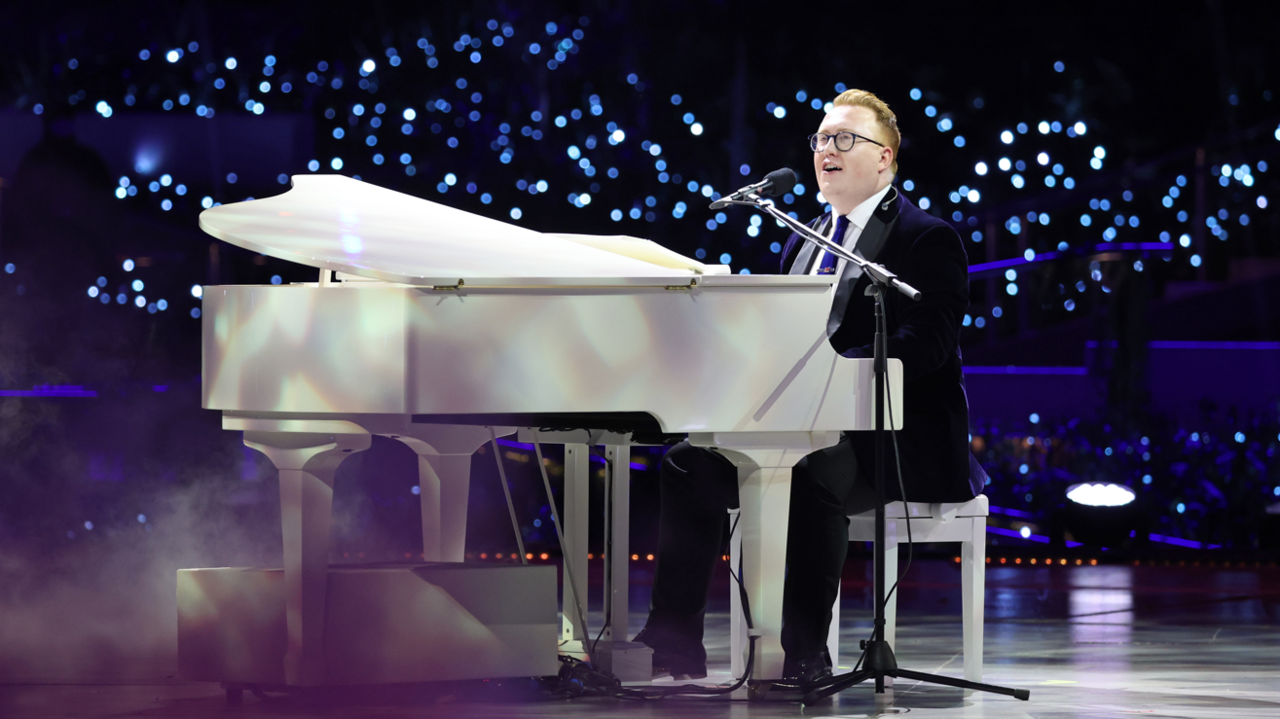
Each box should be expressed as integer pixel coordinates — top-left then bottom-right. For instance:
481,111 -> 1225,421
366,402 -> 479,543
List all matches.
2,559 -> 1278,717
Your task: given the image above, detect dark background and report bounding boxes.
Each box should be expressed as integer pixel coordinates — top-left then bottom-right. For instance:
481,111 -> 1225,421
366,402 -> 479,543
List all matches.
0,0 -> 1278,679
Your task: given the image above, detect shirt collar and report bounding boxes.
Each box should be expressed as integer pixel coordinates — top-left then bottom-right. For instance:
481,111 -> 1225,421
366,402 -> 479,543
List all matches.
834,183 -> 895,234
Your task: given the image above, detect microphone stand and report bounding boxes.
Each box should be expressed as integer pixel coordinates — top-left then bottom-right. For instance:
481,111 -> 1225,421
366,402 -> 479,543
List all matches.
715,194 -> 921,301
718,194 -> 1029,705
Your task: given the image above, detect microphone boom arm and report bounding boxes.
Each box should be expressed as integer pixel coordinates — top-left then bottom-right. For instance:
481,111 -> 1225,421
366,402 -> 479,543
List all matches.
708,180 -> 770,210
722,194 -> 922,301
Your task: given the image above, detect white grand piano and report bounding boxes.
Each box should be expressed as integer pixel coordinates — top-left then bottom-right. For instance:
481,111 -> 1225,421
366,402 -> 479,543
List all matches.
183,175 -> 902,688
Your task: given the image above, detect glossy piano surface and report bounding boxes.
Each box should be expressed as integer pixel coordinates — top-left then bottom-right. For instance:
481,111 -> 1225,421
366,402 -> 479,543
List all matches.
198,174 -> 708,284
199,174 -> 902,435
201,278 -> 901,434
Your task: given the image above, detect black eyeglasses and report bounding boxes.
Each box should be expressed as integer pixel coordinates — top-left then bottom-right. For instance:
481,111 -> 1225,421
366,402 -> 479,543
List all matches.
808,131 -> 885,152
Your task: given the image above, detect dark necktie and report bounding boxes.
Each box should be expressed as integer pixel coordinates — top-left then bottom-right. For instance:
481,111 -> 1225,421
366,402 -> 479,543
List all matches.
816,214 -> 851,275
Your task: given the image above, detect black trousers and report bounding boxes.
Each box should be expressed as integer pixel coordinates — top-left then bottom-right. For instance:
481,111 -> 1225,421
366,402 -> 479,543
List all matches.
641,437 -> 879,663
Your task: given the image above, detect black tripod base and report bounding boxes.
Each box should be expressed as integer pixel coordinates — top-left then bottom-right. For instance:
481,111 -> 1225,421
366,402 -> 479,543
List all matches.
796,286 -> 1029,708
801,641 -> 1030,705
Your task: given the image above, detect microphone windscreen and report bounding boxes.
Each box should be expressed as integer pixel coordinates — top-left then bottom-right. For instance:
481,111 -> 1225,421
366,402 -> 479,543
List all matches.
761,168 -> 798,197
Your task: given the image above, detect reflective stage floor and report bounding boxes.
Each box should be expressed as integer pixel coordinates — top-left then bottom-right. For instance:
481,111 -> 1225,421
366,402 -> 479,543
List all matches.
2,558 -> 1278,718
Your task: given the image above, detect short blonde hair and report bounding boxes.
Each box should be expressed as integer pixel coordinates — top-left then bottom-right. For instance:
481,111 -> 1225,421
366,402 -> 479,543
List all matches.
832,89 -> 900,176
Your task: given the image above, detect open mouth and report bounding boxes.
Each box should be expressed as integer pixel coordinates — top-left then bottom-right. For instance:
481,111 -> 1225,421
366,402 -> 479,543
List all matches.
822,163 -> 842,174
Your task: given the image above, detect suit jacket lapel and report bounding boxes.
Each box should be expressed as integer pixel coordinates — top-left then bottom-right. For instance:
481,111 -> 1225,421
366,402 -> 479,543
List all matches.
827,190 -> 901,337
787,215 -> 833,276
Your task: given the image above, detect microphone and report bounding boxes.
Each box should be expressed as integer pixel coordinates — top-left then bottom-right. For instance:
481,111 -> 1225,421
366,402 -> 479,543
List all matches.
709,168 -> 798,209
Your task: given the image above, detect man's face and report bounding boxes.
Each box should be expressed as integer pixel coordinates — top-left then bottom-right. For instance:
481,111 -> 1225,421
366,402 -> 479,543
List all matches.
812,105 -> 892,215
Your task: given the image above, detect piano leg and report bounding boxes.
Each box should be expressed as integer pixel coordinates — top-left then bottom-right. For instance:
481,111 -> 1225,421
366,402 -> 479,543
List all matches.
700,445 -> 808,681
603,443 -> 630,645
407,453 -> 469,562
560,443 -> 591,651
394,426 -> 504,562
728,508 -> 746,678
242,430 -> 372,686
591,442 -> 652,680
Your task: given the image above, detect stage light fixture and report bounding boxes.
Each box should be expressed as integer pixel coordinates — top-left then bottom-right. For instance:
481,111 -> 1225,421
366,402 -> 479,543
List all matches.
1066,482 -> 1136,507
1057,483 -> 1144,548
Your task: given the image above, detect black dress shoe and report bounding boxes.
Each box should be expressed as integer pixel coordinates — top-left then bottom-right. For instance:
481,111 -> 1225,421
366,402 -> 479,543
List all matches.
781,651 -> 833,688
634,628 -> 707,680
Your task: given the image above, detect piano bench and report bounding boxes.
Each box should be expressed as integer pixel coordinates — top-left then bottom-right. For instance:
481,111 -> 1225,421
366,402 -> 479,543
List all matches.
726,496 -> 989,683
844,495 -> 989,684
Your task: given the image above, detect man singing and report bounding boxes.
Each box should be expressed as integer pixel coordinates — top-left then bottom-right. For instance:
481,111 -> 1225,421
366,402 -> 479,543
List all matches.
634,88 -> 983,685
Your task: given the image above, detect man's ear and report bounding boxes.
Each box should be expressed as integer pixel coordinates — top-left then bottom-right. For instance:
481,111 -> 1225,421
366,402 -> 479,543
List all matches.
880,147 -> 894,173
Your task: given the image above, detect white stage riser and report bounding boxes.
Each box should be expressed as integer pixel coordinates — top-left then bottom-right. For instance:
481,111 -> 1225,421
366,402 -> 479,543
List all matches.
177,565 -> 560,686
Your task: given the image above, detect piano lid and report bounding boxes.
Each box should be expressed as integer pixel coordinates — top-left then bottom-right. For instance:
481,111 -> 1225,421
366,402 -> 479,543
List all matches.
197,175 -> 701,284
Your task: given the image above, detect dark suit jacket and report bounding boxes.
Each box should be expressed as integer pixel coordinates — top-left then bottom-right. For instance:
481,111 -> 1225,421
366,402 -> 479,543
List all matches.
780,188 -> 983,503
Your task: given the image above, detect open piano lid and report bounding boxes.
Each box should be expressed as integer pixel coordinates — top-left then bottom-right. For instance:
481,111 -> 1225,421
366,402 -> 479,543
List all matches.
198,175 -> 708,285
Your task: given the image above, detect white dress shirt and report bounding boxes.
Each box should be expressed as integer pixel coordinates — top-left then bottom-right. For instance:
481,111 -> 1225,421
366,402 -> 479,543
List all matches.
809,183 -> 894,276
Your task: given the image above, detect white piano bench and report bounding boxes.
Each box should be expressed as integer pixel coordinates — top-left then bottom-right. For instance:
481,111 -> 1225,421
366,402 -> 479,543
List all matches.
844,494 -> 989,684
728,496 -> 989,682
